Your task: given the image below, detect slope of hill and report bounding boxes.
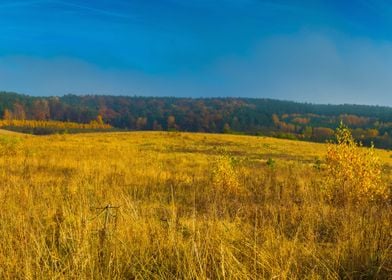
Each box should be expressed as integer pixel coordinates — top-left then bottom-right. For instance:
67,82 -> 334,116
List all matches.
0,131 -> 390,278
0,128 -> 27,135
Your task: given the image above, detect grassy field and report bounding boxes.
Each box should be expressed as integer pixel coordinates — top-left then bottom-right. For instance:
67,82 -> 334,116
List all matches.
0,131 -> 391,279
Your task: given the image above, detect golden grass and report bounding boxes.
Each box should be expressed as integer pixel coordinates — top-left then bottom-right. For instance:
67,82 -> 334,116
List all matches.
0,128 -> 26,135
0,131 -> 391,279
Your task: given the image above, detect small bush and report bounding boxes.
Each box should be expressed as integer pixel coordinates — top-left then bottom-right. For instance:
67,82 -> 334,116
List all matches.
325,123 -> 388,204
266,157 -> 275,168
212,155 -> 243,196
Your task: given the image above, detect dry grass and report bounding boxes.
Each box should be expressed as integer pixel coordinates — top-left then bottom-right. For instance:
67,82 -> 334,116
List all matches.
0,131 -> 391,279
0,128 -> 26,135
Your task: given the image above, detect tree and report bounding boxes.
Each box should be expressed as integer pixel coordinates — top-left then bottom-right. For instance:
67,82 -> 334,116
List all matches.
3,109 -> 12,120
96,115 -> 104,125
303,126 -> 313,138
312,127 -> 334,140
223,123 -> 231,133
167,115 -> 176,130
32,100 -> 49,120
325,123 -> 387,204
135,117 -> 147,130
13,102 -> 26,120
153,120 -> 162,131
272,114 -> 279,126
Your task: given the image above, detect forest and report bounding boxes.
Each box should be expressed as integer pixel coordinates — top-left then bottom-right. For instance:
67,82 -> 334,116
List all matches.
1,91 -> 391,148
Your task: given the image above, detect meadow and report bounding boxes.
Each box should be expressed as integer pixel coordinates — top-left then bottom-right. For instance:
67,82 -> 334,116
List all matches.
0,130 -> 391,279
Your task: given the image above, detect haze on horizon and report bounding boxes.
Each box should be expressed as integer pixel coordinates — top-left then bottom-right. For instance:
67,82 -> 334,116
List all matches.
0,0 -> 391,106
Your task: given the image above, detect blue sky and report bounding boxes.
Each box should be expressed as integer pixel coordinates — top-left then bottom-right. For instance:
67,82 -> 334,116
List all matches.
0,0 -> 391,105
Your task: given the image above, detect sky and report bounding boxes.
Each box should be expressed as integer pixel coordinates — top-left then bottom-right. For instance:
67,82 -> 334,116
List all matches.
0,0 -> 391,106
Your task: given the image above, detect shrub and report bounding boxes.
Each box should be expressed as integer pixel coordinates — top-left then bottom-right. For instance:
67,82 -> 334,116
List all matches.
325,123 -> 388,204
212,155 -> 243,196
266,157 -> 275,168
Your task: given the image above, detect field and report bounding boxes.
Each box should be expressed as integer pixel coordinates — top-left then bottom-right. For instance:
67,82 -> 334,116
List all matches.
0,131 -> 391,279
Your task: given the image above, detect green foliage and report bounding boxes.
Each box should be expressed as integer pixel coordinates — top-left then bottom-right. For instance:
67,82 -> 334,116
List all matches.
266,157 -> 275,168
313,158 -> 323,170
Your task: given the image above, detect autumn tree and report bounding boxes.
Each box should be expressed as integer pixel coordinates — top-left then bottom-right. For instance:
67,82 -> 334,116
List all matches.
223,123 -> 231,133
3,109 -> 12,120
13,102 -> 26,120
32,100 -> 50,120
325,123 -> 387,204
135,117 -> 147,130
272,114 -> 279,126
96,115 -> 104,125
312,127 -> 334,140
167,115 -> 176,130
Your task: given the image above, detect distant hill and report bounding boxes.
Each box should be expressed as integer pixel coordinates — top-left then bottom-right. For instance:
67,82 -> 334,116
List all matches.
0,91 -> 391,148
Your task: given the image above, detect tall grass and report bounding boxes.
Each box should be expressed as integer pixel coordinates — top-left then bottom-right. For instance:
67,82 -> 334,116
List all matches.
0,131 -> 390,279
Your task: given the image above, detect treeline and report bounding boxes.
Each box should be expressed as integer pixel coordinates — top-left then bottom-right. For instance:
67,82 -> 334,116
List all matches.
0,119 -> 112,135
0,91 -> 391,148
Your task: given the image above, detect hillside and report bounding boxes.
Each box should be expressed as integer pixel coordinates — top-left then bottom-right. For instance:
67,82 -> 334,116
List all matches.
0,131 -> 391,278
1,91 -> 391,148
0,128 -> 26,135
